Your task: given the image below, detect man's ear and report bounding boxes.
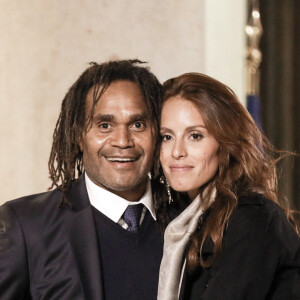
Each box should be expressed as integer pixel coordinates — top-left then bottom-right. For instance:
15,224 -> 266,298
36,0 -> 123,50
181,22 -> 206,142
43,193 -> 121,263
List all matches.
78,141 -> 83,152
77,134 -> 84,152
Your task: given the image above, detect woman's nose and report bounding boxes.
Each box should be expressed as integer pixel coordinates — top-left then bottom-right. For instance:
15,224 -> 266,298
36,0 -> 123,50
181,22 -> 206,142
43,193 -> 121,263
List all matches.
172,139 -> 187,159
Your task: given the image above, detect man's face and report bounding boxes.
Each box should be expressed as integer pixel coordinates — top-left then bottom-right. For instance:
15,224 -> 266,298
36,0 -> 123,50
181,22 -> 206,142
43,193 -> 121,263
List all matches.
80,80 -> 155,201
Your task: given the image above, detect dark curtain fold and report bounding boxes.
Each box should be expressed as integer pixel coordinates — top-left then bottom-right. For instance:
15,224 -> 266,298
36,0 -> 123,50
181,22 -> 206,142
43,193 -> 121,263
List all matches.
260,0 -> 300,210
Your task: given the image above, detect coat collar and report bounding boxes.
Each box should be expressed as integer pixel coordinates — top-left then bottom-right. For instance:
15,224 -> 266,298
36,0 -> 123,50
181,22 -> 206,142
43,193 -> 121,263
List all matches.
64,175 -> 104,300
237,192 -> 265,206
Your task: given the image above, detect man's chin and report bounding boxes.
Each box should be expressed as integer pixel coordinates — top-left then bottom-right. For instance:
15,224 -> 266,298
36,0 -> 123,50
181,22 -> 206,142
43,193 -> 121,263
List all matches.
101,178 -> 148,199
105,181 -> 146,192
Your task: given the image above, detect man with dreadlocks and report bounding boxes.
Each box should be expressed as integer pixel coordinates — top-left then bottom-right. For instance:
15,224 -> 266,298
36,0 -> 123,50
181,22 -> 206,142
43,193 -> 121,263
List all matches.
0,60 -> 164,299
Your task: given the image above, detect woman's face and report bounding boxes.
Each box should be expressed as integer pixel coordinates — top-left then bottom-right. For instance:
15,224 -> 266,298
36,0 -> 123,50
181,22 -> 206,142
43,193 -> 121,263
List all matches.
160,97 -> 220,200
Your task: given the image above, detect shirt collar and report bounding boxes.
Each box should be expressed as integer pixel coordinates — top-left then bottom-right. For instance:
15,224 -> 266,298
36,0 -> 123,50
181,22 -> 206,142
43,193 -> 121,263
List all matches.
85,173 -> 156,223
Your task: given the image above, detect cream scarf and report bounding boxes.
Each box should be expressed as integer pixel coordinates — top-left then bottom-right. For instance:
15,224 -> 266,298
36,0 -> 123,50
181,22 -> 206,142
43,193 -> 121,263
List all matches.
157,192 -> 214,300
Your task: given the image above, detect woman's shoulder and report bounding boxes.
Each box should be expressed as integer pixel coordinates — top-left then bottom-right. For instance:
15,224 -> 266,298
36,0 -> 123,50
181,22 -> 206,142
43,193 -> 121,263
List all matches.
236,192 -> 285,219
229,192 -> 299,243
237,192 -> 276,207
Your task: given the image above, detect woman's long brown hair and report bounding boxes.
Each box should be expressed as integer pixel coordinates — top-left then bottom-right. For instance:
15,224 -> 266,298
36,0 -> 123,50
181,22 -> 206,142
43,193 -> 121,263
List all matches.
157,72 -> 298,270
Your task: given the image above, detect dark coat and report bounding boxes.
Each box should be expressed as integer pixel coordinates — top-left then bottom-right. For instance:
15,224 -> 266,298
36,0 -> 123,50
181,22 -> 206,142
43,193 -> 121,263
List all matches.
0,176 -> 106,299
179,193 -> 300,300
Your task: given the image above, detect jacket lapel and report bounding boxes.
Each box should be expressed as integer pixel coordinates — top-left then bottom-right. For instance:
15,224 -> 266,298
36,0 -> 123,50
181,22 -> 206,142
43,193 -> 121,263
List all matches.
65,175 -> 104,300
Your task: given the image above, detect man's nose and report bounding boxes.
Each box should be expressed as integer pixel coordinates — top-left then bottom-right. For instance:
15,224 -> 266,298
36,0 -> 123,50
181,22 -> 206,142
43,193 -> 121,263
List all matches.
172,139 -> 187,159
111,126 -> 134,148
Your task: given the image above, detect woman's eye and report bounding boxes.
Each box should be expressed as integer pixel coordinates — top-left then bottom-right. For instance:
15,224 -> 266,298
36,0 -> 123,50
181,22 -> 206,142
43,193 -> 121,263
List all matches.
191,133 -> 203,140
161,134 -> 172,141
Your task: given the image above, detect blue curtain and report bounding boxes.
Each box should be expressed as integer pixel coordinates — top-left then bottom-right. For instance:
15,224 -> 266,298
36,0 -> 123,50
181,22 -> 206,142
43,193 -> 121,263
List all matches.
247,94 -> 261,129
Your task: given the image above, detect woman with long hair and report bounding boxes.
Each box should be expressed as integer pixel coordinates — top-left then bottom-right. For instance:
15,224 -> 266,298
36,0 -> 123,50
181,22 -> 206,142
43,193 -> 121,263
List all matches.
156,73 -> 300,299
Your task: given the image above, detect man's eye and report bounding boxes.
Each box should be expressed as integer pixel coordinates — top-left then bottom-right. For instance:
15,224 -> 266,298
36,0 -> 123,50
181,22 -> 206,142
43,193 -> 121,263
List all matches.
99,123 -> 111,130
132,122 -> 145,130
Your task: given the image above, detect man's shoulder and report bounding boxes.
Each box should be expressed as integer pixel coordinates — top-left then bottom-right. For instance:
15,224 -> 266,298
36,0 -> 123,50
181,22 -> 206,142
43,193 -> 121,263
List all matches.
2,188 -> 63,218
2,175 -> 88,220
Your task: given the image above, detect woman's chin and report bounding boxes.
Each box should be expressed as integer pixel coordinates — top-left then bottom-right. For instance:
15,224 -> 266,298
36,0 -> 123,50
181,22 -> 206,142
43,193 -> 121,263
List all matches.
169,184 -> 200,199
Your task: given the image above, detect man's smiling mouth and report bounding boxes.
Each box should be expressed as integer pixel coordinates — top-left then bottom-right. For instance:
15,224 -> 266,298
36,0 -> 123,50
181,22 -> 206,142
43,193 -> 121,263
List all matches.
106,157 -> 138,162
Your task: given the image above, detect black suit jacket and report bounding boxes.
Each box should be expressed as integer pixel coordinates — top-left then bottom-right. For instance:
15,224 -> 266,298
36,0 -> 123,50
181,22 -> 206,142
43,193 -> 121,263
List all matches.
179,193 -> 300,300
0,176 -> 105,299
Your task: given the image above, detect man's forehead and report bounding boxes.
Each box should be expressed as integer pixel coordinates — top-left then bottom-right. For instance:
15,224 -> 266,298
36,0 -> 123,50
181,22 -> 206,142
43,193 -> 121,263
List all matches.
86,80 -> 142,99
85,81 -> 150,114
83,85 -> 154,129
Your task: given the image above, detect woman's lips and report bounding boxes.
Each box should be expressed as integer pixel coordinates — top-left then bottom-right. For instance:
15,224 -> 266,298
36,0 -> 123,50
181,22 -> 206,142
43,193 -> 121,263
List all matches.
169,164 -> 194,172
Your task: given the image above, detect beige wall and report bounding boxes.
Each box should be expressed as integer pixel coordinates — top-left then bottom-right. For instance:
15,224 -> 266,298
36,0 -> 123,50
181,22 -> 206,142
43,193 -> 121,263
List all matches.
0,0 -> 246,204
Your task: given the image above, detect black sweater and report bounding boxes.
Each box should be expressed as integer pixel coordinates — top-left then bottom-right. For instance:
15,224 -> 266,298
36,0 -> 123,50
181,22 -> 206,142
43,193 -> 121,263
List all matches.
93,208 -> 163,300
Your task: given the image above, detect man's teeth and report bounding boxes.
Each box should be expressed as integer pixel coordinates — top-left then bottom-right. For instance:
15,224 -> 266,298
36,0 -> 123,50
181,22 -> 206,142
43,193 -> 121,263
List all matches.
106,158 -> 135,162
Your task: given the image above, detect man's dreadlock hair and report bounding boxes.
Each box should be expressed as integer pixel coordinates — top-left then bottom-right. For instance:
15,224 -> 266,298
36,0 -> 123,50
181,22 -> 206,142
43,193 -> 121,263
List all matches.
48,59 -> 163,206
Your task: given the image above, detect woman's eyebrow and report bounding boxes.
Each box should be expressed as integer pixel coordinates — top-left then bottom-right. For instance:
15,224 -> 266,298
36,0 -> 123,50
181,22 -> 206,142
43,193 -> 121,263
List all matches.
160,125 -> 207,133
185,125 -> 207,130
160,127 -> 174,133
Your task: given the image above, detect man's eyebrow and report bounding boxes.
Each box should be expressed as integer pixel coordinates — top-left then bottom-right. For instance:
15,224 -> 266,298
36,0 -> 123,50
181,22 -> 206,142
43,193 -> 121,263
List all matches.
93,114 -> 114,122
129,113 -> 150,122
92,113 -> 150,123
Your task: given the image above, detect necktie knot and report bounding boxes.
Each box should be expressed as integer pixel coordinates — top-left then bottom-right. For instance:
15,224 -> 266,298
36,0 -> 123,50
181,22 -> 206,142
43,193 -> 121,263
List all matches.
123,204 -> 144,232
